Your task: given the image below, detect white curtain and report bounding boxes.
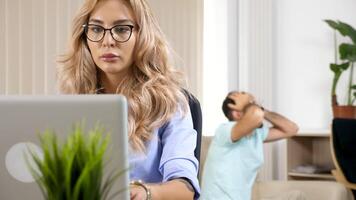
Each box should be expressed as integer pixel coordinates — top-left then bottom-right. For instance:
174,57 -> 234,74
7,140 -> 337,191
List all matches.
0,0 -> 84,94
238,0 -> 275,181
149,0 -> 203,98
0,0 -> 203,98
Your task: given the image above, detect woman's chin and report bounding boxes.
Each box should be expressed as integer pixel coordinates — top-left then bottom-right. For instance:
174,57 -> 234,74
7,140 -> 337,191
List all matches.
100,64 -> 121,73
99,64 -> 129,76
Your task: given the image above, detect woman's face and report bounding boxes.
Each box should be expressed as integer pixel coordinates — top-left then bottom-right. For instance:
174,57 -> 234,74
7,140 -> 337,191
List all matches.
87,0 -> 137,77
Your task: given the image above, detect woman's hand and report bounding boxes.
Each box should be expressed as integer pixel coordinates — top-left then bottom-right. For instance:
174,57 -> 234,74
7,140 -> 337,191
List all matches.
130,184 -> 148,200
227,91 -> 255,111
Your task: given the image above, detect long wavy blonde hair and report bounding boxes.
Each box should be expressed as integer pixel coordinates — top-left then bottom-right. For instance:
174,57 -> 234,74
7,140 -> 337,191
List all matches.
57,0 -> 188,152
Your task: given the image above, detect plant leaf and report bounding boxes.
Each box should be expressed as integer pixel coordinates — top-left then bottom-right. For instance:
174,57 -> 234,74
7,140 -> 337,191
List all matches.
102,168 -> 129,200
330,62 -> 350,96
325,19 -> 356,44
325,19 -> 340,30
351,85 -> 356,90
330,62 -> 350,73
338,21 -> 356,44
26,123 -> 125,200
330,64 -> 341,73
339,43 -> 356,61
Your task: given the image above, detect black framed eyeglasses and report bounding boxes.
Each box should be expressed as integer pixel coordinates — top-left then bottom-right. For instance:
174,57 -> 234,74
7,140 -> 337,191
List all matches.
82,24 -> 134,43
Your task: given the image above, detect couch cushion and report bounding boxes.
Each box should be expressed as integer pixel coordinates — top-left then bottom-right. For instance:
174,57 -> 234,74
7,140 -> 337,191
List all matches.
252,181 -> 353,200
199,136 -> 213,181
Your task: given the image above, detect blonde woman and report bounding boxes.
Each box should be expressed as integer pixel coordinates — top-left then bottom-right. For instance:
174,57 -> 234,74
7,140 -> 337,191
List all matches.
57,0 -> 199,199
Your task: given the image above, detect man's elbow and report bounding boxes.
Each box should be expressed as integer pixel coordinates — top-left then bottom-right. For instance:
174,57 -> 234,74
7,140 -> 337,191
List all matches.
251,106 -> 264,125
242,106 -> 264,128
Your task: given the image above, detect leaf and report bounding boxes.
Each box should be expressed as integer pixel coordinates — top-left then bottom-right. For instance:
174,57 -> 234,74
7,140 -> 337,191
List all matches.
101,168 -> 130,200
351,85 -> 356,90
352,93 -> 356,105
330,62 -> 350,73
26,123 -> 125,200
330,62 -> 350,96
338,21 -> 356,44
339,43 -> 356,61
325,19 -> 356,44
330,64 -> 340,73
325,19 -> 340,30
339,62 -> 351,70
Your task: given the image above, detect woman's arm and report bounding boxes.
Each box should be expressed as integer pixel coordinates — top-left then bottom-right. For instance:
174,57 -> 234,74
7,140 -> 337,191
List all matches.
129,108 -> 199,200
150,179 -> 194,200
130,178 -> 194,200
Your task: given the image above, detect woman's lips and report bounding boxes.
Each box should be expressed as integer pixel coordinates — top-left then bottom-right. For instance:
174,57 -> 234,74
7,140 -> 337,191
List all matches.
100,53 -> 119,62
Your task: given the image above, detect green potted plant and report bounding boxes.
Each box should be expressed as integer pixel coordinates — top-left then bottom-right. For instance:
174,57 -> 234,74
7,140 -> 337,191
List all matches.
325,19 -> 356,119
27,124 -> 125,200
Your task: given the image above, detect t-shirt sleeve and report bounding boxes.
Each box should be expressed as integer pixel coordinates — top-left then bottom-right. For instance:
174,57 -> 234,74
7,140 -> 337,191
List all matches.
158,110 -> 200,199
214,121 -> 236,145
256,124 -> 269,142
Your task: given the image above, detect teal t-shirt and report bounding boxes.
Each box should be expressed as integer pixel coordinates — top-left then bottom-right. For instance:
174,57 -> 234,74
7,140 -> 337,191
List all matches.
200,122 -> 269,200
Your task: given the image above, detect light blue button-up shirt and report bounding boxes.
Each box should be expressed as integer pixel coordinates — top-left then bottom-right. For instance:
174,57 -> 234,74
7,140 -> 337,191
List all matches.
129,110 -> 200,199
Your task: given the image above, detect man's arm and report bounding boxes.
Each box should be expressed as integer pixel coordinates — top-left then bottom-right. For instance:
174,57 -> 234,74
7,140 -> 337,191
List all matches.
230,104 -> 264,142
263,109 -> 299,142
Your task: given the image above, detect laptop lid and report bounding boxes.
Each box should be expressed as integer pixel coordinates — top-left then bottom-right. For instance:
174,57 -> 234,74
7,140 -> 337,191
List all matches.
0,95 -> 129,200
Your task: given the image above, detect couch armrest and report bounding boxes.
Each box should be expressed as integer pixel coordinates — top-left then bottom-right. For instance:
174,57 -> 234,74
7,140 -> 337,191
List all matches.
332,170 -> 356,190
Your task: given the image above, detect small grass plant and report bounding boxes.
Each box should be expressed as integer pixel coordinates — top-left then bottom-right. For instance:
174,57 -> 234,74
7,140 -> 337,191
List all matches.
27,124 -> 125,200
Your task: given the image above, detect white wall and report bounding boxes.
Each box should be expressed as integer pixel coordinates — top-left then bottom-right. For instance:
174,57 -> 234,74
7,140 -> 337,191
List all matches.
274,0 -> 356,130
202,0 -> 229,136
236,0 -> 356,180
273,0 -> 356,180
203,0 -> 246,136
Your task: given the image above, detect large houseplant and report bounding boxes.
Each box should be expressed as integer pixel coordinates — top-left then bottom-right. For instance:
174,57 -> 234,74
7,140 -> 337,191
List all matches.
27,124 -> 125,200
325,19 -> 356,119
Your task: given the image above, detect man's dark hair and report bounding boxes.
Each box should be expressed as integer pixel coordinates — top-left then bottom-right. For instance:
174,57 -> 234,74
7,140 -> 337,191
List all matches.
222,96 -> 235,121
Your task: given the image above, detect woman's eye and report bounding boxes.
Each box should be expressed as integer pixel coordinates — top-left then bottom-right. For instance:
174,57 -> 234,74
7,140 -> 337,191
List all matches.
90,26 -> 103,33
114,26 -> 130,34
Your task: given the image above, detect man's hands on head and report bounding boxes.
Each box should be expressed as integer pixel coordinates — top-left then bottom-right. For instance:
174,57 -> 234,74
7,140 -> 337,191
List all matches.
227,92 -> 255,111
263,109 -> 299,142
230,102 -> 265,142
226,91 -> 298,143
242,104 -> 264,127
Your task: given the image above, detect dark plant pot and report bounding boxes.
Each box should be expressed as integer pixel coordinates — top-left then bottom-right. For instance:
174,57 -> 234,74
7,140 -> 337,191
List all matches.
332,95 -> 356,119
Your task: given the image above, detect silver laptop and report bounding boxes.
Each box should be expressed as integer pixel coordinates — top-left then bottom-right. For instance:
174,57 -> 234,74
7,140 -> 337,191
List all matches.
0,95 -> 129,200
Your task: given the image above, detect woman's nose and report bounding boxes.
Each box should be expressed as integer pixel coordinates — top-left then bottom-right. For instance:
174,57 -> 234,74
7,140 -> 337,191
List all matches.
102,30 -> 116,47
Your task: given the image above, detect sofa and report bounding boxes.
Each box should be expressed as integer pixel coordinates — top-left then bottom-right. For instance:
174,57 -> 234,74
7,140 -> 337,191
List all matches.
199,136 -> 354,200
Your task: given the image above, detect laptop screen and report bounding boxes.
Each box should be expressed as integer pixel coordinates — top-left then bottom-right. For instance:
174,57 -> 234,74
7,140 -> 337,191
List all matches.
0,95 -> 129,200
